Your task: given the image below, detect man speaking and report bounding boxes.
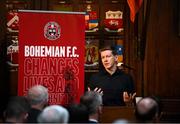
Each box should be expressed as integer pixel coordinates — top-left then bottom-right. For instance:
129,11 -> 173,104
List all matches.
88,45 -> 136,106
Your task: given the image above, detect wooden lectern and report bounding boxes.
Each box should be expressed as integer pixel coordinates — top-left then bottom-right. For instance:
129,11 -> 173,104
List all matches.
99,106 -> 136,123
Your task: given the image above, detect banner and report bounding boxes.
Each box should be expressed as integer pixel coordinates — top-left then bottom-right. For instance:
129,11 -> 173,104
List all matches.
18,10 -> 85,106
127,0 -> 143,23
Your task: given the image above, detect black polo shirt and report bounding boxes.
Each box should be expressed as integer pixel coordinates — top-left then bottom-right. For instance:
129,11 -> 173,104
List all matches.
89,68 -> 135,106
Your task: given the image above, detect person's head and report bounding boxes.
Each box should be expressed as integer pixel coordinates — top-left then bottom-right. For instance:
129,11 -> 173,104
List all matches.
37,105 -> 69,123
27,85 -> 48,109
99,45 -> 118,71
135,96 -> 160,122
113,119 -> 129,124
80,91 -> 103,116
67,103 -> 89,123
4,96 -> 31,123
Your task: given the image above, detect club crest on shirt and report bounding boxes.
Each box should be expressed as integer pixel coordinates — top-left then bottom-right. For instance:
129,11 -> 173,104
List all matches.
44,21 -> 61,40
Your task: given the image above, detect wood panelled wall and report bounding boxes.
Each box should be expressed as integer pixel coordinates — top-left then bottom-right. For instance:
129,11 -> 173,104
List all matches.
0,0 -> 11,118
125,0 -> 180,99
142,0 -> 180,98
134,0 -> 180,121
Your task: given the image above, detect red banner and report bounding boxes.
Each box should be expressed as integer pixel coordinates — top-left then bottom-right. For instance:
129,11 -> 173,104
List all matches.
18,10 -> 85,106
127,0 -> 143,23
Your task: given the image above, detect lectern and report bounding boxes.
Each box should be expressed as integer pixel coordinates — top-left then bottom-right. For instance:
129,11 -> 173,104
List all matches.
99,106 -> 135,123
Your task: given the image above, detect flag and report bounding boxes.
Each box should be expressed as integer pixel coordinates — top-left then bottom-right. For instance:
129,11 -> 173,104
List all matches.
127,0 -> 143,23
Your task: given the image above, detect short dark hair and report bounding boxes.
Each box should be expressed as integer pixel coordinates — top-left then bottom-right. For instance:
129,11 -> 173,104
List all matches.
99,45 -> 117,55
4,96 -> 31,120
67,103 -> 89,123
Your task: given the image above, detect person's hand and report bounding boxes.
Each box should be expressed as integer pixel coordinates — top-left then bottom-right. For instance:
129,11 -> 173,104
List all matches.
123,91 -> 136,106
88,87 -> 103,95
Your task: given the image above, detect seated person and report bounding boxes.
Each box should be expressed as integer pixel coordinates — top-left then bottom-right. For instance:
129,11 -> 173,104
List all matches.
37,105 -> 69,123
80,91 -> 103,123
26,85 -> 49,123
66,103 -> 89,123
135,96 -> 161,123
3,96 -> 31,123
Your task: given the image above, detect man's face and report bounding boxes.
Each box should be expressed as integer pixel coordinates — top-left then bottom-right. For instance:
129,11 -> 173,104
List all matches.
100,50 -> 117,70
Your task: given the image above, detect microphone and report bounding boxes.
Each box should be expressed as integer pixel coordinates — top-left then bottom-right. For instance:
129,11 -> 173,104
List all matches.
117,62 -> 135,70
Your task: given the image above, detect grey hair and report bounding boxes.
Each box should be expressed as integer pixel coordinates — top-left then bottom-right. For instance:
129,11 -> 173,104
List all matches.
80,91 -> 103,115
37,105 -> 69,123
27,85 -> 48,105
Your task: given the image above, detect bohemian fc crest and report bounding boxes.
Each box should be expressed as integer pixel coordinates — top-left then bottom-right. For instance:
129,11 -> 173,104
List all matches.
44,21 -> 61,40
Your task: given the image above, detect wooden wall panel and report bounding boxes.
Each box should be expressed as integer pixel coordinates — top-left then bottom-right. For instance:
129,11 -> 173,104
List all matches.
144,0 -> 180,98
0,0 -> 11,119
